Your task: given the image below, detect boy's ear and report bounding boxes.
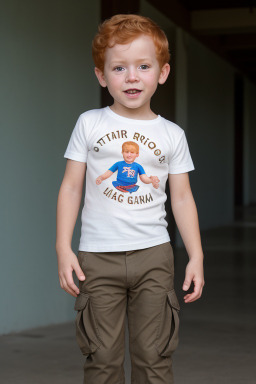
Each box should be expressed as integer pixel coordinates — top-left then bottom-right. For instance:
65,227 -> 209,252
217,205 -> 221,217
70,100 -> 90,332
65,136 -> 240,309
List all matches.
158,63 -> 170,85
94,67 -> 107,88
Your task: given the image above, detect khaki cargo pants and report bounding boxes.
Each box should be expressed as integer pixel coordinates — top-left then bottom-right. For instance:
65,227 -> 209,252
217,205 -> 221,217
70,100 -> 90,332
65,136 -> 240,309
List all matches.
74,242 -> 180,384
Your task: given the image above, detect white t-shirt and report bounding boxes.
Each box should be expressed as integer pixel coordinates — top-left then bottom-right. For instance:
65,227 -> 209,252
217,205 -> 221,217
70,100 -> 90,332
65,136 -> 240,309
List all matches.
64,107 -> 194,252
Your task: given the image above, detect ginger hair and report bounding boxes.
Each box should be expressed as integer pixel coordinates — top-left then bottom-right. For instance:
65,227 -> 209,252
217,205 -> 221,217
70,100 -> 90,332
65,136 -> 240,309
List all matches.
92,14 -> 170,72
122,141 -> 140,154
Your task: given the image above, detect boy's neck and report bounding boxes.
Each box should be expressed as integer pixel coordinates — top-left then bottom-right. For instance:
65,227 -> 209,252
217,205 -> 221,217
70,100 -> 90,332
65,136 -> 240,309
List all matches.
109,104 -> 158,120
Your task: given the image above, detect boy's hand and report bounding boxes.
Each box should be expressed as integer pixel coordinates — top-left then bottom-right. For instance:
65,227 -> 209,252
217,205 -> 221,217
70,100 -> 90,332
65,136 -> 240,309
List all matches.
183,258 -> 205,303
150,176 -> 160,189
57,249 -> 86,297
96,176 -> 103,185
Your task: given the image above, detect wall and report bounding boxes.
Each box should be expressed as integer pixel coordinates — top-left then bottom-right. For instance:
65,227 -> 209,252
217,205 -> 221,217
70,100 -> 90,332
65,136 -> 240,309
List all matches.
186,36 -> 235,230
142,0 -> 236,234
244,79 -> 256,205
141,0 -> 241,243
248,82 -> 256,204
1,0 -> 255,334
0,0 -> 100,334
140,0 -> 176,121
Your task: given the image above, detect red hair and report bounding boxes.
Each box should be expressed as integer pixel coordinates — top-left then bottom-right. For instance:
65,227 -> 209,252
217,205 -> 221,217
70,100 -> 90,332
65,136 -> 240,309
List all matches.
122,141 -> 140,154
92,14 -> 170,71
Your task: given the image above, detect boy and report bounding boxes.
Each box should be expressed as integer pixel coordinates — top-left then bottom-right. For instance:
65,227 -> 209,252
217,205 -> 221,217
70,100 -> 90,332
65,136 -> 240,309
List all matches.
56,14 -> 205,384
96,141 -> 160,193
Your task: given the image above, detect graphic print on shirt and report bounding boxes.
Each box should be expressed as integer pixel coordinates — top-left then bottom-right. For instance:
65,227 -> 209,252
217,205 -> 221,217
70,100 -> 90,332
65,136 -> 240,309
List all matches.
95,130 -> 166,164
96,141 -> 160,204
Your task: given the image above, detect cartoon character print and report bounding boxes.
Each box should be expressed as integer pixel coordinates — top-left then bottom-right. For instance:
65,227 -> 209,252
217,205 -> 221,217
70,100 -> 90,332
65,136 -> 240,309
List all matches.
96,141 -> 159,193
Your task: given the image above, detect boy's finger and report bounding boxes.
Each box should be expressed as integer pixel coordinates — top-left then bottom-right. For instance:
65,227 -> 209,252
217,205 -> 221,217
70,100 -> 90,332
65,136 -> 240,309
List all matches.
184,281 -> 203,302
65,285 -> 78,297
65,274 -> 79,294
184,295 -> 197,303
64,286 -> 78,298
185,290 -> 202,302
69,285 -> 79,296
61,277 -> 78,297
73,263 -> 86,281
183,276 -> 192,291
184,291 -> 198,302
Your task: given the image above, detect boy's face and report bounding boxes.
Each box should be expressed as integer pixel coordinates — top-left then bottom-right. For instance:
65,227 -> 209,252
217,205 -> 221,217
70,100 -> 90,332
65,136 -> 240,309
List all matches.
122,146 -> 139,164
95,35 -> 170,119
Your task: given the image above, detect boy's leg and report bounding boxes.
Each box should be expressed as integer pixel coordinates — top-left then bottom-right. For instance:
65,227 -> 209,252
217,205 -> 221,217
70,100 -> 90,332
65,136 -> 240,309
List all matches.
127,242 -> 180,384
74,250 -> 127,384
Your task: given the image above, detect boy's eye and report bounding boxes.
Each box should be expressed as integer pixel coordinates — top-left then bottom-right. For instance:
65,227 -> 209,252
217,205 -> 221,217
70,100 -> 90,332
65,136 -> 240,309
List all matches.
139,64 -> 149,70
114,66 -> 125,72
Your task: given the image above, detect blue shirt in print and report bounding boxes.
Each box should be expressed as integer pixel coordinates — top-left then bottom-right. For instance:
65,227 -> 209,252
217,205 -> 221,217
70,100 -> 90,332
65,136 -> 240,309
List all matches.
109,161 -> 145,185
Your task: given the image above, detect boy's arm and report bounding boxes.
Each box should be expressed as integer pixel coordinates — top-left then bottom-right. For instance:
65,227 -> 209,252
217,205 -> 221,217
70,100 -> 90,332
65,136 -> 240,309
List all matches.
139,174 -> 159,188
96,170 -> 113,184
168,172 -> 205,303
56,159 -> 86,297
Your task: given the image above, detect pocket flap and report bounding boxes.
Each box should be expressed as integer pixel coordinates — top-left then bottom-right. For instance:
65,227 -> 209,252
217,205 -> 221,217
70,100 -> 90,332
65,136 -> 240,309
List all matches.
74,292 -> 89,311
167,289 -> 180,311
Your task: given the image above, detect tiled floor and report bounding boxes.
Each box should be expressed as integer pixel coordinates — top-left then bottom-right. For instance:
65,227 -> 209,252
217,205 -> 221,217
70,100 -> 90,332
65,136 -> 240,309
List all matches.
1,206 -> 256,383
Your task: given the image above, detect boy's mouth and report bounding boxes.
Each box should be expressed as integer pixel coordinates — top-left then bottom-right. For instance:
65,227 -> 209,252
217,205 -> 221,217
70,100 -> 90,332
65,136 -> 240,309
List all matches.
124,89 -> 142,94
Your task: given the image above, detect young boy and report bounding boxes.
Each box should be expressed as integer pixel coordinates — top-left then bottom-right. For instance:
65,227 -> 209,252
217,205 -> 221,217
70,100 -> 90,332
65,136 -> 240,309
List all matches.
56,14 -> 205,384
96,141 -> 160,193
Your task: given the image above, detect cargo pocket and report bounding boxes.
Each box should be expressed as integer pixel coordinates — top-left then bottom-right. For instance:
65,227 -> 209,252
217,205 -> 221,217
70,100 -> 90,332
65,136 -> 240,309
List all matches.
74,292 -> 102,357
155,289 -> 180,357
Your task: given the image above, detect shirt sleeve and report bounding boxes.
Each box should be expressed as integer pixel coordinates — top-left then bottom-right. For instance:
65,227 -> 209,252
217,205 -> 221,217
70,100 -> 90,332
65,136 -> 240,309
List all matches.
64,115 -> 88,162
137,164 -> 146,175
108,162 -> 119,173
168,131 -> 195,174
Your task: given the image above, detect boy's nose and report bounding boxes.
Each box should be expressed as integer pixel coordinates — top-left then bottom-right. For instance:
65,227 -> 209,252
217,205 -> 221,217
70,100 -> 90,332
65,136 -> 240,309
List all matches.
125,69 -> 139,83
